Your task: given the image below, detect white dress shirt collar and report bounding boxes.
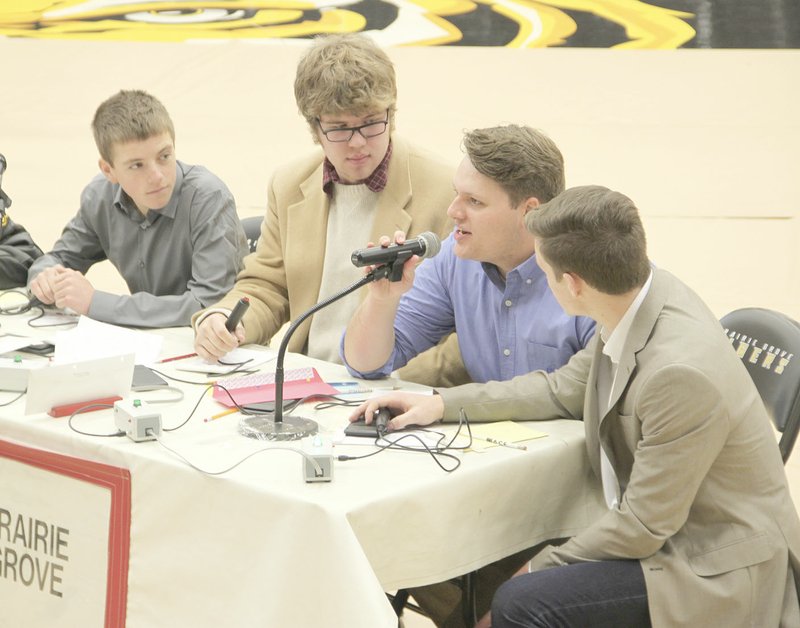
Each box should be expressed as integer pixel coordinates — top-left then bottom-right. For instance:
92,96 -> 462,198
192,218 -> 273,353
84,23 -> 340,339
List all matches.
601,271 -> 654,365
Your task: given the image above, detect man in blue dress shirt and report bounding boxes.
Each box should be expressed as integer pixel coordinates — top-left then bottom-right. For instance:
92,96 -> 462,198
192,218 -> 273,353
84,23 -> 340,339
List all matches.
341,124 -> 596,626
342,124 -> 595,385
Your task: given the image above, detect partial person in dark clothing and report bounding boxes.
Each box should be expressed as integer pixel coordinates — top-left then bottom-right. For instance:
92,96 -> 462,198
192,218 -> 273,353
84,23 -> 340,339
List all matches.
0,156 -> 44,289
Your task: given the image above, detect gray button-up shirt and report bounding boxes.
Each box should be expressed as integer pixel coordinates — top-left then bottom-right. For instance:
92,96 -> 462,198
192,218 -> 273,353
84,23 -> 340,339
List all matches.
28,161 -> 248,327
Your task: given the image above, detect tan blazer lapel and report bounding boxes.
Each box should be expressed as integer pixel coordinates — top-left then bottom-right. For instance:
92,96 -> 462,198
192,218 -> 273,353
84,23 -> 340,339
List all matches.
286,163 -> 329,313
585,339 -> 606,478
596,271 -> 668,474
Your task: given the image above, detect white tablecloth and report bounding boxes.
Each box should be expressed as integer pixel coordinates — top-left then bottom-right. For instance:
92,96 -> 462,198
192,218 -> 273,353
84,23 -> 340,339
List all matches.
0,309 -> 606,627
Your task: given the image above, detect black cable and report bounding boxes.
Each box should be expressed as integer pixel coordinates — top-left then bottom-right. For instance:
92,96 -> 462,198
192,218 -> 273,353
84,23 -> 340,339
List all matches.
26,305 -> 79,328
0,293 -> 80,328
313,395 -> 369,411
147,367 -> 366,418
147,367 -> 217,387
63,401 -> 326,477
60,370 -> 472,471
337,408 -> 473,473
60,381 -> 231,436
337,432 -> 462,471
66,402 -> 125,438
161,384 -> 214,432
148,366 -> 262,388
158,382 -> 303,432
61,382 -> 253,436
0,289 -> 36,315
0,390 -> 25,406
216,357 -> 255,375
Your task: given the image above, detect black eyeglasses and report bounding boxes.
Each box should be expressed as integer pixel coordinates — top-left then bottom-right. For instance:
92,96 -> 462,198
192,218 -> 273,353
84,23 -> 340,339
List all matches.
317,112 -> 390,143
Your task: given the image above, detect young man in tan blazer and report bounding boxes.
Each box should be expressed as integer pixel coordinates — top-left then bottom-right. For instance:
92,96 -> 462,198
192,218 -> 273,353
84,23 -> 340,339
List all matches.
353,185 -> 800,627
192,33 -> 462,384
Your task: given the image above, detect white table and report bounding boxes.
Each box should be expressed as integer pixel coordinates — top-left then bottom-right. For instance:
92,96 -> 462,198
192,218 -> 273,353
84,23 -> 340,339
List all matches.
0,307 -> 605,627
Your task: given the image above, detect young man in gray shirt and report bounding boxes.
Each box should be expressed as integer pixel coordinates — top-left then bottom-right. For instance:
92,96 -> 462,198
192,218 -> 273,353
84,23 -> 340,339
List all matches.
28,89 -> 248,328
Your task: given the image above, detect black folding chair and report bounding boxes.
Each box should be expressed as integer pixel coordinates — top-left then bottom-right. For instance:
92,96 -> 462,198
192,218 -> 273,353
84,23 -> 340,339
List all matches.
721,307 -> 800,463
240,215 -> 262,253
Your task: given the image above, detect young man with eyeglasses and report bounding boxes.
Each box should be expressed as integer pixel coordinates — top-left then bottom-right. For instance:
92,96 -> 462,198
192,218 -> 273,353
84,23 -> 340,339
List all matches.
192,33 -> 458,381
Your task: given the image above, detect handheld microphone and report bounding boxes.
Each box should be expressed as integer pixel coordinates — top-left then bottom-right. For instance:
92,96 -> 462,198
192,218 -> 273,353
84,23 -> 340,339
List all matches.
351,232 -> 441,268
225,297 -> 250,332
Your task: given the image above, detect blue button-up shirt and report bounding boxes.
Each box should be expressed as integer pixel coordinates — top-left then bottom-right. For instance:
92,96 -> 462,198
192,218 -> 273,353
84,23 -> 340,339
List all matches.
342,234 -> 596,383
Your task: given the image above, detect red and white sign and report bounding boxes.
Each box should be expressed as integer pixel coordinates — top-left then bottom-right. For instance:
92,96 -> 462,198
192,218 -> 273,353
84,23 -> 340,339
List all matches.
0,440 -> 130,627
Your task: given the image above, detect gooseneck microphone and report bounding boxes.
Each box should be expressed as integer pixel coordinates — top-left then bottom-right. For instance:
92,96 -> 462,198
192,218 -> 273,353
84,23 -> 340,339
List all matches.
239,272 -> 380,441
238,232 -> 442,441
351,231 -> 441,268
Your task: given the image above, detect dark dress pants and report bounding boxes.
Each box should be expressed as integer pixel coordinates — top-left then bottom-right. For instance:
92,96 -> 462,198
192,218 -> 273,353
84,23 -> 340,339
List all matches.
491,559 -> 651,628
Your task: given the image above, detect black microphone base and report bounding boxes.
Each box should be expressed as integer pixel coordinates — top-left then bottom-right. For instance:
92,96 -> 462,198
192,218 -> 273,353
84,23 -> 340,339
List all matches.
238,415 -> 319,441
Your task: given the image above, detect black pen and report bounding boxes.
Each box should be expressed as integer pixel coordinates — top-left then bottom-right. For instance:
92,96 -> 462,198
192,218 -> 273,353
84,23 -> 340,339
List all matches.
225,297 -> 250,332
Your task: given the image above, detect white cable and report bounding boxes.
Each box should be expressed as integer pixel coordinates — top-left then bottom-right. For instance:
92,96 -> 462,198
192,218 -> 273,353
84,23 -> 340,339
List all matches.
131,384 -> 185,403
150,431 -> 323,477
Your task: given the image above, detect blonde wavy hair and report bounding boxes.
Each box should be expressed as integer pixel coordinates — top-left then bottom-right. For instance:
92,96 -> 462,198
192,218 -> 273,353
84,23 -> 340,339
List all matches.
294,33 -> 397,142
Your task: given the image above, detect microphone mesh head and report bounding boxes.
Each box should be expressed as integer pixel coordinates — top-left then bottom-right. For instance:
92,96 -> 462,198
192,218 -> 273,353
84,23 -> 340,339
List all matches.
418,232 -> 441,259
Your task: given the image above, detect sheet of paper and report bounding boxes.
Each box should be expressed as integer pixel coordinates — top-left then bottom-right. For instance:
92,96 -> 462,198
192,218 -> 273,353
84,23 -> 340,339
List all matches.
53,316 -> 162,364
174,347 -> 277,375
0,334 -> 38,355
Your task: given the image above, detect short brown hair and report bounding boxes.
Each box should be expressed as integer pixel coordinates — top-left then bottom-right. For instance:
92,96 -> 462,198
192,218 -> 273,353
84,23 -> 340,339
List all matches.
92,90 -> 174,164
294,33 -> 397,141
527,185 -> 650,294
463,125 -> 565,206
